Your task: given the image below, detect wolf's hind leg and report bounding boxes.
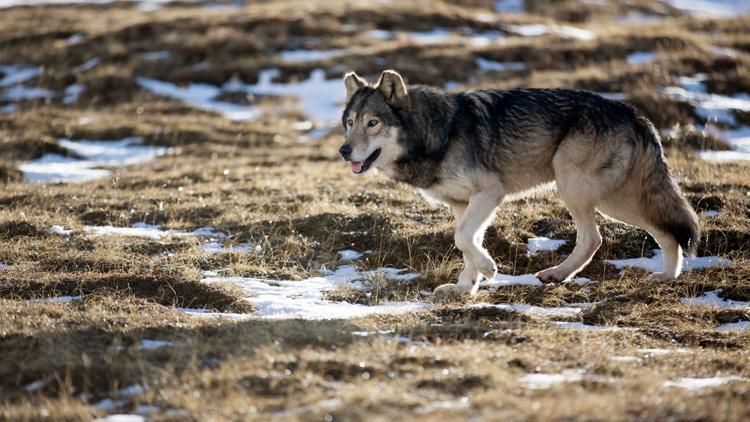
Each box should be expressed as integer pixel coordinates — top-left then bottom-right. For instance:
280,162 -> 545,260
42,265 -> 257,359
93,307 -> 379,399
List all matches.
598,196 -> 682,280
433,202 -> 482,296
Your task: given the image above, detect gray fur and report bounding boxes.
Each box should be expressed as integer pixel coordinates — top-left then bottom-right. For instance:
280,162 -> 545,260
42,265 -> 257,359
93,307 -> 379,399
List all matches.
341,70 -> 700,294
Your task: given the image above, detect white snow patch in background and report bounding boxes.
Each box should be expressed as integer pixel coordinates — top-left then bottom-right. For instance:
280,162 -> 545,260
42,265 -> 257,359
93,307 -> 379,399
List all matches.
49,225 -> 73,236
0,104 -> 15,113
75,57 -> 100,72
198,262 -> 427,320
717,321 -> 750,331
526,237 -> 567,256
84,223 -> 225,240
553,321 -> 623,331
494,0 -> 524,13
0,263 -> 11,269
0,85 -> 55,101
627,51 -> 657,65
65,33 -> 85,45
63,83 -> 85,105
610,356 -> 641,362
663,0 -> 750,17
483,273 -> 542,289
680,289 -> 750,309
0,64 -> 41,87
20,137 -> 167,184
472,302 -> 582,318
247,68 -> 345,125
663,376 -> 750,390
28,295 -> 83,303
475,58 -> 525,73
279,49 -> 347,62
339,249 -> 363,261
702,210 -> 720,217
132,340 -> 173,350
94,415 -> 145,422
200,241 -> 257,254
510,24 -> 595,41
637,348 -> 689,355
136,77 -> 260,121
606,249 -> 731,273
138,50 -> 170,61
520,369 -> 586,389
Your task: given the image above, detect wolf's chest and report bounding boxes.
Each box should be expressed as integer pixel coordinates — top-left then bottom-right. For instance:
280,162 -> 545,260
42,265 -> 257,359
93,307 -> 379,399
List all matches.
418,178 -> 473,205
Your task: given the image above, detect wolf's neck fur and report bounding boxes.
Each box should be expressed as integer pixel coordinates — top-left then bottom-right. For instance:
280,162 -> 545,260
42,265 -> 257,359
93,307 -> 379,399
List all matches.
390,86 -> 454,189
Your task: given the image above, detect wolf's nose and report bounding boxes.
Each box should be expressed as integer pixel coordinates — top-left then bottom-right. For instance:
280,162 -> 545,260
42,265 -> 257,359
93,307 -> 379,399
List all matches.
339,144 -> 352,160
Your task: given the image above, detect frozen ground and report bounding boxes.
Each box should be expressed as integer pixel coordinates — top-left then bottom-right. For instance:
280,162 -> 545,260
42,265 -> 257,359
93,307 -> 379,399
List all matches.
606,249 -> 731,273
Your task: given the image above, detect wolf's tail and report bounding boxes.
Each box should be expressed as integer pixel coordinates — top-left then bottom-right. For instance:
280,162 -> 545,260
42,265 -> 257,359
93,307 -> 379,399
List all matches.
638,124 -> 701,255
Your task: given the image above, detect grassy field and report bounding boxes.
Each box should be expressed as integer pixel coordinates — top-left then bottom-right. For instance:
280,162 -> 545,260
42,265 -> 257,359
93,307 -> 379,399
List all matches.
1,0 -> 750,420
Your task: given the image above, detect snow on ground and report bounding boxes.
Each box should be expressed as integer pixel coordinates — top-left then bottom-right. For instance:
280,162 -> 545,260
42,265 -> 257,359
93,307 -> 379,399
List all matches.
20,137 -> 167,183
627,51 -> 657,65
553,321 -> 624,331
94,415 -> 145,422
279,49 -> 347,62
610,356 -> 641,362
520,369 -> 586,389
339,249 -> 363,261
526,237 -> 566,256
483,273 -> 542,288
471,302 -> 583,318
663,73 -> 750,162
702,210 -> 720,217
494,0 -> 524,13
663,376 -> 750,390
138,50 -> 170,61
475,58 -> 525,73
509,24 -> 595,41
199,263 -> 428,320
136,77 -> 260,121
605,249 -> 731,273
28,295 -> 83,303
120,340 -> 173,350
0,263 -> 11,269
680,289 -> 750,309
637,348 -> 689,355
0,64 -> 41,87
200,241 -> 258,254
717,321 -> 750,331
83,223 -> 225,240
663,0 -> 750,17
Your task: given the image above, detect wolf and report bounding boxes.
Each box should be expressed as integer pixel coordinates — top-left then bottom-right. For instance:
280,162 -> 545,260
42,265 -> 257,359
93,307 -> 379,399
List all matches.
339,69 -> 700,296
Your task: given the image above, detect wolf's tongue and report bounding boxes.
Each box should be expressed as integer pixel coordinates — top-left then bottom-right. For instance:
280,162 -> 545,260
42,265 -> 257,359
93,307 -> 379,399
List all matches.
351,161 -> 364,174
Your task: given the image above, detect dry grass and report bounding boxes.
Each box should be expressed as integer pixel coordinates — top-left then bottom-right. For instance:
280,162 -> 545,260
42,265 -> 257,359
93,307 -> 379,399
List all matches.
1,0 -> 750,420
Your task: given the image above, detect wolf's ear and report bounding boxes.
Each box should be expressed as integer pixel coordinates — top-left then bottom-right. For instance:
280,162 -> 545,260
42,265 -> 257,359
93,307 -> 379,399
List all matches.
375,70 -> 407,109
344,72 -> 367,101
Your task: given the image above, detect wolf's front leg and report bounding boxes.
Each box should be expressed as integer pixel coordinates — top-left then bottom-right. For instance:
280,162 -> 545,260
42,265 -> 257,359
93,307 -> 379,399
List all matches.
433,191 -> 503,296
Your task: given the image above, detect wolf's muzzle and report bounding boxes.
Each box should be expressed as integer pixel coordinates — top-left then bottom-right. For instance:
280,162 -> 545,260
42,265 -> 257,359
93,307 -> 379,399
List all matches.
339,144 -> 352,160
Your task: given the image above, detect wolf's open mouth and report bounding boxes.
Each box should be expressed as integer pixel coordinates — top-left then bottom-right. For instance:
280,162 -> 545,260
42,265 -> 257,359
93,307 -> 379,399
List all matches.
351,148 -> 381,174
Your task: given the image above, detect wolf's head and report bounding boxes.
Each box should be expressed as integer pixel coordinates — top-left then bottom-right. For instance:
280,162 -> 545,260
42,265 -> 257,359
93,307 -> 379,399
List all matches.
339,70 -> 408,174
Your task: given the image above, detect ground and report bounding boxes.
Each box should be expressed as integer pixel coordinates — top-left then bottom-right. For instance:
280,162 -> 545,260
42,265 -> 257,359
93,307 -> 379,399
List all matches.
1,0 -> 750,420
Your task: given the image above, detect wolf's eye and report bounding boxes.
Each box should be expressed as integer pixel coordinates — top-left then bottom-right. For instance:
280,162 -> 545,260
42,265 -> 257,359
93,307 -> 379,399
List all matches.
347,119 -> 353,126
367,119 -> 379,127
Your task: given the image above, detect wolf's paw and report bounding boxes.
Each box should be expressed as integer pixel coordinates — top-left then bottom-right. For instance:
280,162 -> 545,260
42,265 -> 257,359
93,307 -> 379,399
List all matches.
535,266 -> 570,283
473,256 -> 497,281
432,283 -> 473,297
646,272 -> 676,281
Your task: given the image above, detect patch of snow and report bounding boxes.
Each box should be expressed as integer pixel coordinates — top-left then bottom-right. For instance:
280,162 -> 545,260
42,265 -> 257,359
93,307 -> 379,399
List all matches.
65,33 -> 85,46
275,398 -> 343,418
571,277 -> 597,286
0,65 -> 41,87
520,369 -> 586,389
24,380 -> 44,392
415,399 -> 469,414
339,249 -> 363,261
20,137 -> 166,184
94,415 -> 145,422
49,225 -> 73,236
663,376 -> 750,390
606,249 -> 731,273
75,57 -> 99,72
680,289 -> 750,309
627,51 -> 657,65
637,348 -> 689,355
472,302 -> 582,318
0,263 -> 11,269
553,321 -> 623,331
94,399 -> 126,411
526,237 -> 566,256
279,49 -> 347,62
494,0 -> 524,13
510,24 -> 595,41
84,223 -> 225,240
138,50 -> 170,61
610,356 -> 641,362
475,58 -> 525,73
663,0 -> 750,17
482,273 -> 542,289
28,295 -> 83,303
135,340 -> 172,350
702,210 -> 720,217
198,264 -> 427,320
0,103 -> 15,113
136,77 -> 260,121
717,320 -> 750,331
0,85 -> 55,101
63,83 -> 85,105
200,241 -> 256,254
